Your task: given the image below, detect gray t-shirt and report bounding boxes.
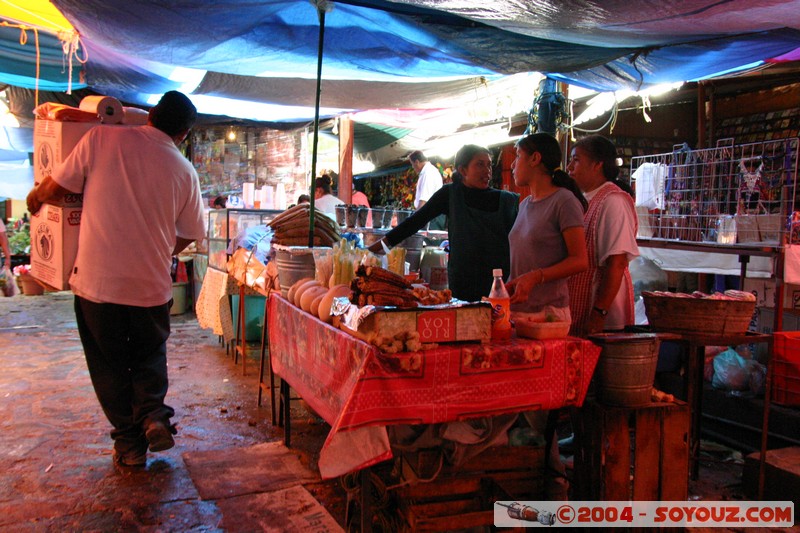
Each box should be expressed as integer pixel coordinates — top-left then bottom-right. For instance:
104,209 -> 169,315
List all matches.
508,187 -> 584,312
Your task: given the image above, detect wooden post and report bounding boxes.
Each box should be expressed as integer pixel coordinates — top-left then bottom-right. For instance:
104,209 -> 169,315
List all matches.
697,82 -> 706,148
338,115 -> 354,203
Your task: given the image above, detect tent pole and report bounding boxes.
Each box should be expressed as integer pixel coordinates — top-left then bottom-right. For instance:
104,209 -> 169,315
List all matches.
308,3 -> 327,248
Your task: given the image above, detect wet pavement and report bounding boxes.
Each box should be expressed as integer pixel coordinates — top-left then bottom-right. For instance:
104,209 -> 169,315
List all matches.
1,291 -> 795,532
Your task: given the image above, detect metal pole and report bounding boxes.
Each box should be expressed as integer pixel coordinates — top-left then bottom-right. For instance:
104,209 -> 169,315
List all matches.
308,3 -> 327,248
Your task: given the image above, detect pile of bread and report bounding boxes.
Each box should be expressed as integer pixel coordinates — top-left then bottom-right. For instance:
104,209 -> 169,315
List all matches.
287,278 -> 350,324
269,204 -> 340,247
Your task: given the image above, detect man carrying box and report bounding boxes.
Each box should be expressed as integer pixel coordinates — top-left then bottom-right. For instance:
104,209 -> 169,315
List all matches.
26,91 -> 205,468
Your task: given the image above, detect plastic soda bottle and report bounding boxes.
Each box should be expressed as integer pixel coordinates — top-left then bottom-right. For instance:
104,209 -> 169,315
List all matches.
488,268 -> 512,341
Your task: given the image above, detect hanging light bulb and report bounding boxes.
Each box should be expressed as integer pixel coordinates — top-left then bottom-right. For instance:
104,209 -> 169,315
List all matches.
227,129 -> 236,141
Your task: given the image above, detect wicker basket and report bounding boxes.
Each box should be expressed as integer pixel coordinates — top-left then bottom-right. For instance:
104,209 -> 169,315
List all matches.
642,294 -> 755,336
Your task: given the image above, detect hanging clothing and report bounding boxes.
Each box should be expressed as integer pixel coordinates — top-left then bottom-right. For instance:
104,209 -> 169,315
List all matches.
632,162 -> 667,210
569,182 -> 638,337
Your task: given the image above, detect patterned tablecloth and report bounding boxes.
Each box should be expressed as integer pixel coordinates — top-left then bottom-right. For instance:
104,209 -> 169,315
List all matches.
268,293 -> 601,479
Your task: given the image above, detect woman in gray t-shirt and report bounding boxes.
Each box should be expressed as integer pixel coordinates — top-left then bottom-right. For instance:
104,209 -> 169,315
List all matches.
507,133 -> 588,316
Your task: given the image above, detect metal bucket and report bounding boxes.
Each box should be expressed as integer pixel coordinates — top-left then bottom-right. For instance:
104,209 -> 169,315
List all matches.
398,233 -> 425,272
275,246 -> 316,298
589,333 -> 661,407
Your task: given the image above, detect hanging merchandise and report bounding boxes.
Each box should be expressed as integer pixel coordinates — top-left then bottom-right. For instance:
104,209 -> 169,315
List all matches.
631,136 -> 798,246
737,157 -> 766,214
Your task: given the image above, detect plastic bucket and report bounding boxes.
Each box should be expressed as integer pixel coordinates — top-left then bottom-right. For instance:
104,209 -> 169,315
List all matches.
275,246 -> 316,298
170,282 -> 188,315
232,294 -> 266,341
590,333 -> 661,407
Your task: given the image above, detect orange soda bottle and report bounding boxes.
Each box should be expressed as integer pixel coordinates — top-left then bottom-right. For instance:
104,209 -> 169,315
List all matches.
488,268 -> 512,341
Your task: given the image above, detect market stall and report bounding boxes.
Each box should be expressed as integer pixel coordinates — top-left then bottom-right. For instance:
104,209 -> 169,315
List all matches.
267,292 -> 601,479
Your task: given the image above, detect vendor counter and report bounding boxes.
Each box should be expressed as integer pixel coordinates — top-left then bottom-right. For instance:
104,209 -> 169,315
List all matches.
267,293 -> 601,479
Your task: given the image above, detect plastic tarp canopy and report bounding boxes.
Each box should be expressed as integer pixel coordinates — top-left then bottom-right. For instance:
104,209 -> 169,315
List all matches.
0,0 -> 798,119
41,0 -> 800,106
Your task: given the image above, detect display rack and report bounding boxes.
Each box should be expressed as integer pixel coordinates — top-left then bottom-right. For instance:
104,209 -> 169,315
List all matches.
207,208 -> 282,272
630,137 -> 799,500
631,137 -> 798,248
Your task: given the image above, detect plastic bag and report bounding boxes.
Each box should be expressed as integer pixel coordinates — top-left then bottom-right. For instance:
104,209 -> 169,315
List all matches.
1,267 -> 20,297
711,349 -> 749,391
711,348 -> 767,395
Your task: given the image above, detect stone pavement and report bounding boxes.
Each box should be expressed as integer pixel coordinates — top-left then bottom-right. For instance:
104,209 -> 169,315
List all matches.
0,291 -> 345,531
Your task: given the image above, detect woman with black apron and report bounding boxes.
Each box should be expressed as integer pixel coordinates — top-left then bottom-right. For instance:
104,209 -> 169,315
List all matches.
371,144 -> 519,301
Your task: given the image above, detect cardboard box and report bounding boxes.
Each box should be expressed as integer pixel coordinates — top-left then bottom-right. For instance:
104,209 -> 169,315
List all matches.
743,277 -> 800,309
358,303 -> 491,343
33,119 -> 97,206
30,204 -> 82,290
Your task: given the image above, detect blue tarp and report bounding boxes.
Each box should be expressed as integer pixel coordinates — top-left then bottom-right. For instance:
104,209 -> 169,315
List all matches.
43,0 -> 800,110
1,1 -> 798,118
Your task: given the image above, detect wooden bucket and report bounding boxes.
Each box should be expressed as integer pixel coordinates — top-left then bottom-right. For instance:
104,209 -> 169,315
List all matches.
590,333 -> 660,407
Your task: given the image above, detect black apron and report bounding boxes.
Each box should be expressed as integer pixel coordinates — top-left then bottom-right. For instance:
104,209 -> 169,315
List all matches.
446,181 -> 518,302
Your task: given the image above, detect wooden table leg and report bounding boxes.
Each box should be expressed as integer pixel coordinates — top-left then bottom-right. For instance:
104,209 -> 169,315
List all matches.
257,295 -> 268,405
687,344 -> 704,480
234,284 -> 248,376
758,337 -> 774,500
360,468 -> 373,533
281,378 -> 291,447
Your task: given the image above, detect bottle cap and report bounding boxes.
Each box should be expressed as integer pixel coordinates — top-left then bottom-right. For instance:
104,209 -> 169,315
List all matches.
492,268 -> 503,277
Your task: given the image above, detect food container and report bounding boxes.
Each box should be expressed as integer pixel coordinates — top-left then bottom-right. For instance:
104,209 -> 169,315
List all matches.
643,294 -> 755,336
334,204 -> 346,226
515,320 -> 570,340
371,207 -> 385,229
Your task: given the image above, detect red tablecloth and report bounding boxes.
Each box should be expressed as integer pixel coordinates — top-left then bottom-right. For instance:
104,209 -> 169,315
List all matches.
268,293 -> 601,478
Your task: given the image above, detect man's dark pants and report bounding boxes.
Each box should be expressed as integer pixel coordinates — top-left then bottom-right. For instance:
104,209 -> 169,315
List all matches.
74,296 -> 173,454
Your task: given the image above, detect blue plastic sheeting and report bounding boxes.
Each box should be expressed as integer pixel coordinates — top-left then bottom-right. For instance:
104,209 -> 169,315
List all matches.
52,0 -> 628,82
4,0 -> 800,115
553,28 -> 800,92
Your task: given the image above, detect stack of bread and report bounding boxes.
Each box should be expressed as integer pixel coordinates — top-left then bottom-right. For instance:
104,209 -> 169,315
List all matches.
269,204 -> 340,247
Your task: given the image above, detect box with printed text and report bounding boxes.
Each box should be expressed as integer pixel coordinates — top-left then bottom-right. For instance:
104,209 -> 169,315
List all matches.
33,119 -> 97,206
30,203 -> 82,290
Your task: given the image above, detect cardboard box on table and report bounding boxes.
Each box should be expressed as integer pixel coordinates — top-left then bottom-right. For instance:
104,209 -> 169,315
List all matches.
355,303 -> 492,344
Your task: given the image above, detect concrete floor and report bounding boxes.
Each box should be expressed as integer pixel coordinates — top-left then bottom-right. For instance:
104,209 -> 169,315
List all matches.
0,291 -> 794,532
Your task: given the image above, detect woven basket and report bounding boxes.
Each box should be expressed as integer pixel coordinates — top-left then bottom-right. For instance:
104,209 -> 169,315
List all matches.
643,295 -> 755,336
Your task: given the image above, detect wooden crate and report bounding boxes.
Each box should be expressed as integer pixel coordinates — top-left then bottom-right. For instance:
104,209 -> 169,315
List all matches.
395,445 -> 544,532
743,447 -> 800,505
572,400 -> 689,501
